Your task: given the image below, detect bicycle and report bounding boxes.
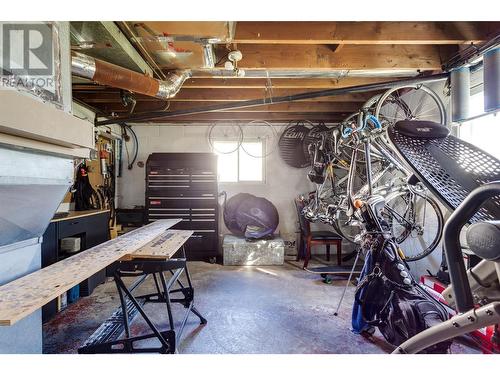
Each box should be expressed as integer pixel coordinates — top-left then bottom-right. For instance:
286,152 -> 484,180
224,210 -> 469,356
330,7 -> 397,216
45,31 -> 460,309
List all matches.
302,95 -> 444,261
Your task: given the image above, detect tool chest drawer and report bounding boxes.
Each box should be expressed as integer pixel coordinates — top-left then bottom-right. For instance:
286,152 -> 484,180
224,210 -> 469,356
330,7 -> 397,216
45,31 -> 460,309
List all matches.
147,192 -> 217,203
146,152 -> 219,262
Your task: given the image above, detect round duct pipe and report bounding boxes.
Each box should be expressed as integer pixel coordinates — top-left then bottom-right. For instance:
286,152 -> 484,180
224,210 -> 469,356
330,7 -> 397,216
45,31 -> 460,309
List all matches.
71,52 -> 191,100
484,48 -> 500,113
451,67 -> 470,122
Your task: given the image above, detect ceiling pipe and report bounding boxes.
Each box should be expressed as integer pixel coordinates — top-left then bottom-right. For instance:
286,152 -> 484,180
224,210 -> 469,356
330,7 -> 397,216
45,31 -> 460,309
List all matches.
71,52 -> 191,100
190,68 -> 421,79
96,71 -> 449,126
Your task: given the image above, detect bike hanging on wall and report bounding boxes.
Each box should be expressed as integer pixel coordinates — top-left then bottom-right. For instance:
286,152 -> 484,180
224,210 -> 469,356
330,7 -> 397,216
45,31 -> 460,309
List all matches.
301,86 -> 446,262
299,82 -> 500,353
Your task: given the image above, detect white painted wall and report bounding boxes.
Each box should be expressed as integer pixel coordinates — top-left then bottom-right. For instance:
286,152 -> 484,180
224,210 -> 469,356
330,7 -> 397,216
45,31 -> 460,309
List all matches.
116,123 -> 339,255
116,81 -> 454,277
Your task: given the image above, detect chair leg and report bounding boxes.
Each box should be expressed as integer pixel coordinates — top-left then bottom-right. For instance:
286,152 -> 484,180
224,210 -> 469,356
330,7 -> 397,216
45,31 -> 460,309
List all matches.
337,240 -> 342,266
326,244 -> 330,262
296,236 -> 302,261
304,237 -> 312,269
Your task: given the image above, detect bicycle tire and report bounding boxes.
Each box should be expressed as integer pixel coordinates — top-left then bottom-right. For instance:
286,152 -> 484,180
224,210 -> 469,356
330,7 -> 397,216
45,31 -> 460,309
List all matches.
208,123 -> 243,154
384,188 -> 444,262
240,120 -> 278,158
375,84 -> 446,126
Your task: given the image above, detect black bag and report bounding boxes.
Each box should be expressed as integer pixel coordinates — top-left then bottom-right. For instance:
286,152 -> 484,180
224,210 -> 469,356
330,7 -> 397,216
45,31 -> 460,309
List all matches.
356,237 -> 451,353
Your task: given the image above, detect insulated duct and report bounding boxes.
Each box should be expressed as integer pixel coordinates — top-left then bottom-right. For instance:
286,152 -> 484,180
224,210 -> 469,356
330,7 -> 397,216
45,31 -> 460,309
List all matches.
451,67 -> 470,122
484,48 -> 500,112
71,52 -> 191,100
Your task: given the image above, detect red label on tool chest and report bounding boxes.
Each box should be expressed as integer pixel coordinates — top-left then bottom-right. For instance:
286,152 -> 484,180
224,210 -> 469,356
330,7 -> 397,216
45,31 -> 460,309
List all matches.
150,200 -> 161,205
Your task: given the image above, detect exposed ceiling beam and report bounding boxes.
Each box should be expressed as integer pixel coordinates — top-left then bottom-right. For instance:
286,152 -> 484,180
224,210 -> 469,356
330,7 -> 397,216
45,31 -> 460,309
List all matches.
233,22 -> 500,45
182,77 -> 398,89
73,77 -> 399,90
227,44 -> 454,71
74,89 -> 375,103
92,101 -> 360,114
142,112 -> 344,123
94,71 -> 449,126
138,21 -> 232,41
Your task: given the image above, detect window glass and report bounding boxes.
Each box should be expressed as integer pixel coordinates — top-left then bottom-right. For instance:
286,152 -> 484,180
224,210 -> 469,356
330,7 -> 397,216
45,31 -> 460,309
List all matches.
213,141 -> 238,182
239,142 -> 263,181
459,92 -> 500,159
212,140 -> 264,182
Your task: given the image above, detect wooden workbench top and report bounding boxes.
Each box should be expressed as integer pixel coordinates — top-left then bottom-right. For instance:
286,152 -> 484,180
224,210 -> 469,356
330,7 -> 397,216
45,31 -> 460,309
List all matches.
0,219 -> 182,326
50,209 -> 110,222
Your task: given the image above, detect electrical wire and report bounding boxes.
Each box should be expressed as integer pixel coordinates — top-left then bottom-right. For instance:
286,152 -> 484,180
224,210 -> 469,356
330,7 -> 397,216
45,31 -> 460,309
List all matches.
120,123 -> 139,170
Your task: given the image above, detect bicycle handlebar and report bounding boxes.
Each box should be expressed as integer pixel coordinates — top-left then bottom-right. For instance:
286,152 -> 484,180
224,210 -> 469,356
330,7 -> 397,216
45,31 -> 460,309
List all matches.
341,114 -> 382,139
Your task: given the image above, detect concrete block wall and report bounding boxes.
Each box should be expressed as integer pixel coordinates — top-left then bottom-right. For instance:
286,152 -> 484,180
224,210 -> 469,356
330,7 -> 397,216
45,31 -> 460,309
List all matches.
116,123 -> 336,256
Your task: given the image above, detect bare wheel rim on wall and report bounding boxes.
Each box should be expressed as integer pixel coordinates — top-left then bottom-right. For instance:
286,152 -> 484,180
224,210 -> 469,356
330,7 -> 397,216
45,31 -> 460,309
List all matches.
240,120 -> 279,158
207,123 -> 243,154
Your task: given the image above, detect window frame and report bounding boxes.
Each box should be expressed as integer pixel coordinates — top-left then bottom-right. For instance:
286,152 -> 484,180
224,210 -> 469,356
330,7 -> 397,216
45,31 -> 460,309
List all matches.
457,89 -> 500,160
213,138 -> 266,184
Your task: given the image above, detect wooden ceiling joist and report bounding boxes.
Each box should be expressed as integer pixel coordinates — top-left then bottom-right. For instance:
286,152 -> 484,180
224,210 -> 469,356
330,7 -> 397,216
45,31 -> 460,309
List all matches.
144,112 -> 345,123
74,89 -> 375,103
72,21 -> 498,124
229,44 -> 453,71
182,77 -> 398,89
233,22 -> 500,45
73,77 -> 397,90
92,101 -> 361,114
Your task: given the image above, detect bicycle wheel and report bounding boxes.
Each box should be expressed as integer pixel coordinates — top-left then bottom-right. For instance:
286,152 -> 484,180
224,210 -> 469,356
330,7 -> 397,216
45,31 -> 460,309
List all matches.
207,123 -> 243,154
335,208 -> 362,244
383,187 -> 443,262
240,120 -> 278,158
375,84 -> 446,127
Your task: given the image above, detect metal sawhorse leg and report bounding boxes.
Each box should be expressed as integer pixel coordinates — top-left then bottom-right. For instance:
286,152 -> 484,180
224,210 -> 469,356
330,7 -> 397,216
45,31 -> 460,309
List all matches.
79,247 -> 207,354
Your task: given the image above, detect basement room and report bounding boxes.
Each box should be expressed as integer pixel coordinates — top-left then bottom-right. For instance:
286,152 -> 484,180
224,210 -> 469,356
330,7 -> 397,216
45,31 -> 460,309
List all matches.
1,1 -> 500,372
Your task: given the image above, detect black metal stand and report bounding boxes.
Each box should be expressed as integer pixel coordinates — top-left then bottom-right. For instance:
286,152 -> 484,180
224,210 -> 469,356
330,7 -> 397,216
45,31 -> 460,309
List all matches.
79,247 -> 207,354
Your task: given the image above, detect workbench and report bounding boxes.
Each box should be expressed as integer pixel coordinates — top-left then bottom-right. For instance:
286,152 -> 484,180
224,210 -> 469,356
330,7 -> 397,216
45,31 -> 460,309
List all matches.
0,219 -> 206,353
79,229 -> 207,353
0,219 -> 181,326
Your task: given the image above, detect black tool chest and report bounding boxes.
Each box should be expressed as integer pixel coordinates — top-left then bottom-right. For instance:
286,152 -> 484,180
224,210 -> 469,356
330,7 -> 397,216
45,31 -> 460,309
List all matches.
145,153 -> 218,262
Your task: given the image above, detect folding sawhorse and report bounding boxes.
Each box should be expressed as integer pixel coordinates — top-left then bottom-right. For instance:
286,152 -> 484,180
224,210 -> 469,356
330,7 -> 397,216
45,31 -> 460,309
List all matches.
79,233 -> 207,354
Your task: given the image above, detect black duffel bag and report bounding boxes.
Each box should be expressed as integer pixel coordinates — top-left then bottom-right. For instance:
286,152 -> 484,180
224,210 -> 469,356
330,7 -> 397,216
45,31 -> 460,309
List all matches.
354,237 -> 451,353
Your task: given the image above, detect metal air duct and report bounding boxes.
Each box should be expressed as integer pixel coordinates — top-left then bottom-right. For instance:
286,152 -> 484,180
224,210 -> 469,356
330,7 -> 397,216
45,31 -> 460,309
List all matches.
451,67 -> 471,122
484,48 -> 500,112
71,52 -> 191,100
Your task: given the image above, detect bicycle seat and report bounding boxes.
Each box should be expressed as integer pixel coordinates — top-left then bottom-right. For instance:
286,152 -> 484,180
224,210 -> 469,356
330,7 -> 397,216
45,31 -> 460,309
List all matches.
466,220 -> 500,262
406,174 -> 420,186
393,120 -> 449,139
388,122 -> 500,223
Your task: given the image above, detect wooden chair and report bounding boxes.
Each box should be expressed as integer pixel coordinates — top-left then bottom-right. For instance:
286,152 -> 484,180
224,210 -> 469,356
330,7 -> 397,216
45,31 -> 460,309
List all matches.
295,197 -> 343,269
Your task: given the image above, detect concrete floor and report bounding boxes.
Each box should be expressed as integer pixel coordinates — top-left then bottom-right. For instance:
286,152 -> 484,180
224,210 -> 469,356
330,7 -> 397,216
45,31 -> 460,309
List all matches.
43,258 -> 481,354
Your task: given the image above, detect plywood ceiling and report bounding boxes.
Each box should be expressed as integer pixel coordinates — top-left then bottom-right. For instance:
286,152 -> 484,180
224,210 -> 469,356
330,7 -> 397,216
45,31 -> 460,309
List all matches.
72,21 -> 500,124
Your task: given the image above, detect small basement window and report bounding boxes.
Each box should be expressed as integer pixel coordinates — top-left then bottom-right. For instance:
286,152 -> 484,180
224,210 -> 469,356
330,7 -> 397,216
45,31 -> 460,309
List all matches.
459,91 -> 500,159
213,140 -> 264,183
